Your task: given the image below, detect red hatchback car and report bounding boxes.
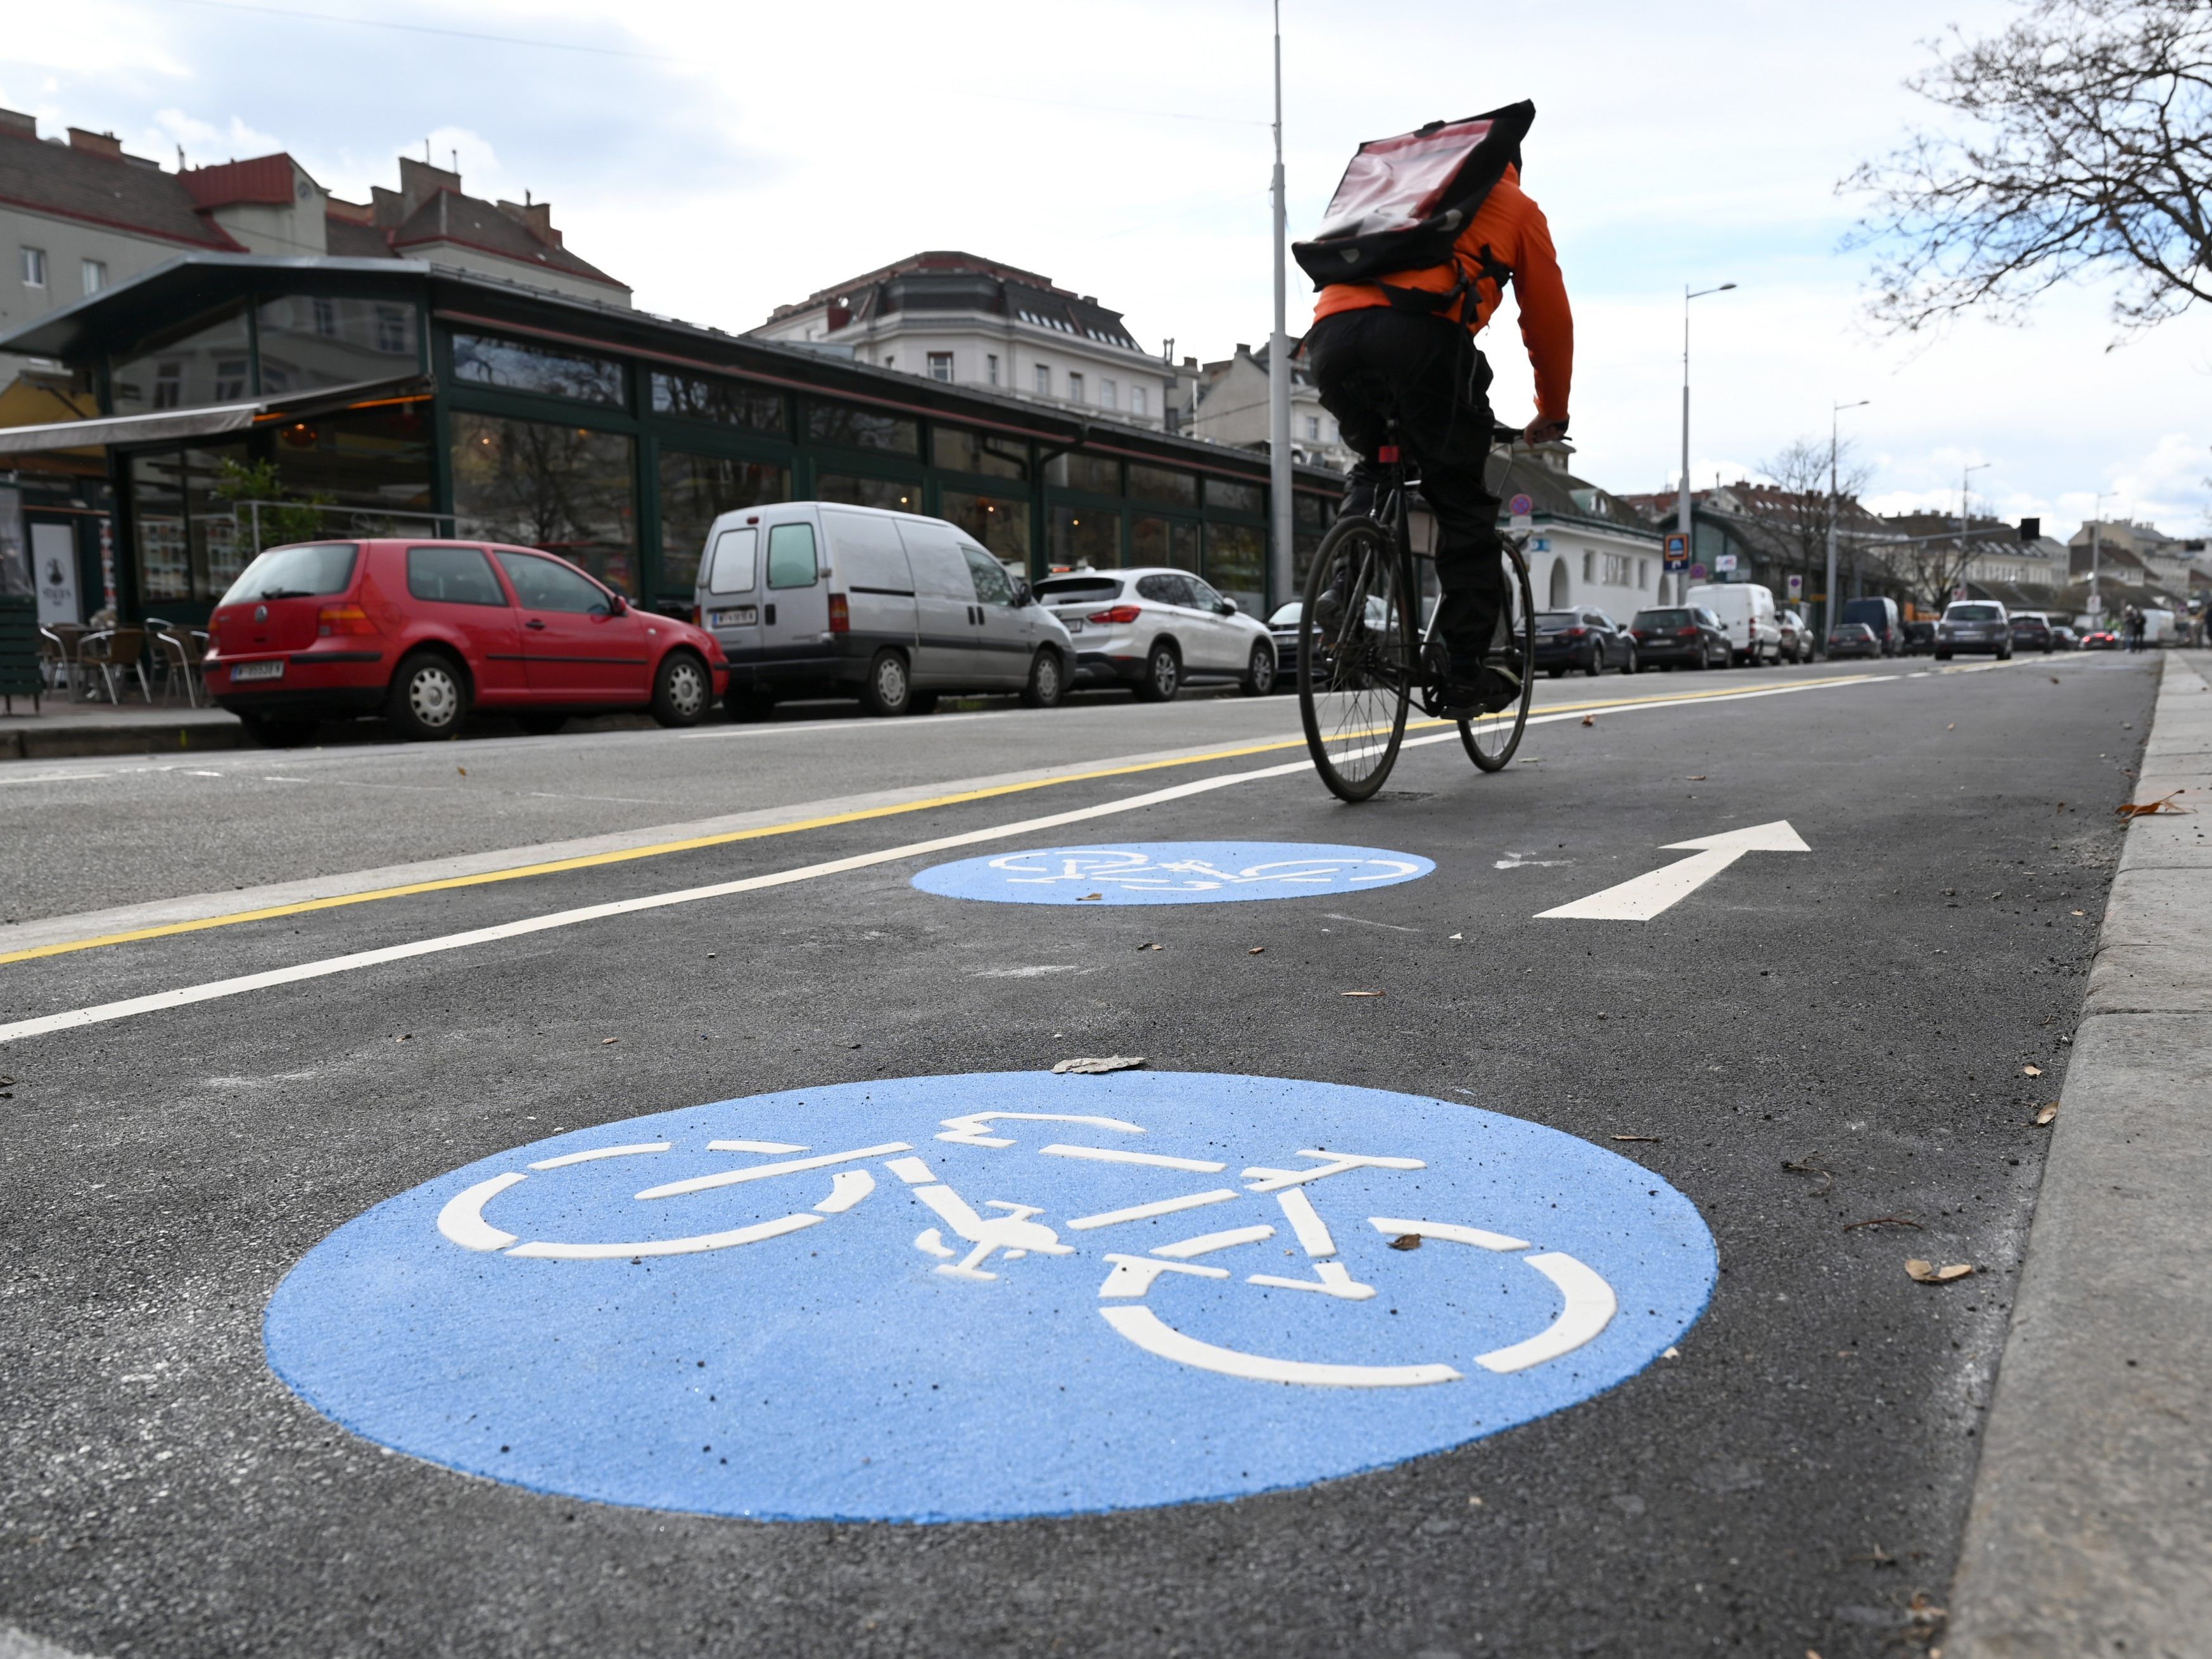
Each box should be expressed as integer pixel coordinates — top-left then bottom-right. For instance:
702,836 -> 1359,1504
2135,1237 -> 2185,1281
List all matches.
203,539 -> 727,744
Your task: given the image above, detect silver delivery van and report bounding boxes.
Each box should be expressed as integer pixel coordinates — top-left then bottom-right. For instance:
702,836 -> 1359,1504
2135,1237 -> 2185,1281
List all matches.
693,501 -> 1075,717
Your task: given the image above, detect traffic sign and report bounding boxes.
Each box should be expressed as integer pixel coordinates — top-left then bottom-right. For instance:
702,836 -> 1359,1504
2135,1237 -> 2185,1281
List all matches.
1508,493 -> 1534,518
912,842 -> 1434,906
265,1072 -> 1717,1522
1713,554 -> 1738,575
1688,563 -> 1707,580
1663,533 -> 1689,569
1787,575 -> 1803,597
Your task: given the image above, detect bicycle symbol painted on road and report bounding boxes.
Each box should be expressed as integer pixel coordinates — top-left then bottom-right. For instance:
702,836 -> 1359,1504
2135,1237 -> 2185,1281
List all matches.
912,841 -> 1435,905
267,1072 -> 1716,1522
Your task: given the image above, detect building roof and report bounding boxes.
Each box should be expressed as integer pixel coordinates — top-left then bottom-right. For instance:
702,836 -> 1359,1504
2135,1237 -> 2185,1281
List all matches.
1491,448 -> 1659,539
385,188 -> 626,293
0,118 -> 241,251
761,250 -> 1144,352
179,155 -> 298,210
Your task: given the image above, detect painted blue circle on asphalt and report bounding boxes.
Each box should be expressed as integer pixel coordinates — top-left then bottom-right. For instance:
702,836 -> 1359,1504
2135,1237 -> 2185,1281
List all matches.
910,841 -> 1435,905
265,1072 -> 1716,1522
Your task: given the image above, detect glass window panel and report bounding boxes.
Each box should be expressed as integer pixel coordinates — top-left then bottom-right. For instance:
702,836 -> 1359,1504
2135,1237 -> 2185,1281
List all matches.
766,522 -> 818,589
130,452 -> 189,603
806,398 -> 920,454
815,473 -> 920,512
406,545 -> 505,606
963,545 -> 1014,605
1045,453 -> 1121,495
450,412 -> 639,593
1294,492 -> 1331,530
1128,464 -> 1198,507
1206,477 -> 1264,516
1048,505 -> 1121,568
650,371 -> 786,436
932,426 -> 1029,480
940,488 -> 1031,561
451,333 -> 625,405
182,445 -> 250,601
220,543 -> 359,606
255,296 -> 420,395
110,307 -> 253,417
269,402 -> 435,527
495,549 -> 614,614
1131,515 -> 1200,572
656,452 -> 788,592
1204,521 -> 1265,614
706,526 -> 757,595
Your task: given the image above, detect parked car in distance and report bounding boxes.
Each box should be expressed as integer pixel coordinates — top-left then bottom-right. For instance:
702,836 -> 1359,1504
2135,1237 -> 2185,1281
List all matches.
1629,606 -> 1731,670
1684,582 -> 1781,664
1034,566 -> 1276,699
695,502 -> 1073,718
1826,621 -> 1881,659
1900,620 -> 1937,656
1935,600 -> 2012,659
2009,613 -> 2054,652
1268,596 -> 1392,691
2049,625 -> 2081,649
2082,628 -> 2118,650
1840,596 -> 1905,655
205,538 -> 727,745
1777,608 -> 1814,663
1534,608 -> 1637,677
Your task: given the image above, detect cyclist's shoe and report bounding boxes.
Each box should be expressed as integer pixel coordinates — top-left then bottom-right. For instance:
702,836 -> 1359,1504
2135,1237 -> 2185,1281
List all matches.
1440,659 -> 1523,717
1312,584 -> 1345,630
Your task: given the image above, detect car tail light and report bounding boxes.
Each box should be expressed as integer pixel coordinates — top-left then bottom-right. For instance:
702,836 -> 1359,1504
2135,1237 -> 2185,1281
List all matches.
1677,626 -> 1698,639
316,604 -> 377,638
1088,604 -> 1143,625
827,594 -> 850,633
1562,626 -> 1587,639
689,605 -> 702,626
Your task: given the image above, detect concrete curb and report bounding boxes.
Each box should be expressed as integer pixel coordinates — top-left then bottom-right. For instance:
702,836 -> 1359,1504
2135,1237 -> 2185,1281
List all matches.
0,719 -> 242,760
1945,651 -> 2212,1658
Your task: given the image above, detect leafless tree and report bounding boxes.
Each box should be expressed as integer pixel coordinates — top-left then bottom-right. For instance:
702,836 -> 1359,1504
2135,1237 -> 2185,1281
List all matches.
1882,529 -> 1993,614
1733,438 -> 1877,602
1845,0 -> 2212,333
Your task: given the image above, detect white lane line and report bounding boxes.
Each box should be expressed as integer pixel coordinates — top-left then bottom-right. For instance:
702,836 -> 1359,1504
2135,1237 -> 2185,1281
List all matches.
0,671 -> 1886,1047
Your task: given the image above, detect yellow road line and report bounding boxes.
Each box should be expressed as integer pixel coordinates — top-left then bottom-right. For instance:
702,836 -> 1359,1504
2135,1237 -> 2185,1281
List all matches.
1,673 -> 1873,967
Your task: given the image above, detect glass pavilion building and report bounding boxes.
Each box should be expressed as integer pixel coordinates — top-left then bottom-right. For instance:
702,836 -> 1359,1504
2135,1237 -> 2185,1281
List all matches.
0,255 -> 1340,626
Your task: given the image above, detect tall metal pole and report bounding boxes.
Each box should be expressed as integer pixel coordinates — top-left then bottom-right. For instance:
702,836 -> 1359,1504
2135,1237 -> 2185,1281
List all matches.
2089,490 -> 2109,625
1824,400 -> 1867,653
1266,0 -> 1293,614
1676,283 -> 1736,606
1958,460 -> 1990,603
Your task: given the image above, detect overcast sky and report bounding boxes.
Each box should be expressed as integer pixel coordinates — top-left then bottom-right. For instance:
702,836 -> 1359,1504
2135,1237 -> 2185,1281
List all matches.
8,0 -> 2208,539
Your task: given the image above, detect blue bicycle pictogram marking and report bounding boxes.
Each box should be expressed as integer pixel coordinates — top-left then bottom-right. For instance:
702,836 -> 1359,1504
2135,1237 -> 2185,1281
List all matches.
264,1072 -> 1716,1522
911,841 -> 1435,905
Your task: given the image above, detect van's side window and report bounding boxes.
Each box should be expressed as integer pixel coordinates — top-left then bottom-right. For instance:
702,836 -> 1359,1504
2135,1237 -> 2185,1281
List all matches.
963,545 -> 1014,606
708,527 -> 757,595
765,523 -> 818,589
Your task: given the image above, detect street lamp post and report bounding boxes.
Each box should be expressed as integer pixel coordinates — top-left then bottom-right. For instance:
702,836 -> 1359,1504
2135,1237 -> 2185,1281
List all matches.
2088,490 -> 2111,625
1957,460 -> 1991,604
1823,400 -> 1868,652
1266,0 -> 1294,614
1676,283 -> 1737,604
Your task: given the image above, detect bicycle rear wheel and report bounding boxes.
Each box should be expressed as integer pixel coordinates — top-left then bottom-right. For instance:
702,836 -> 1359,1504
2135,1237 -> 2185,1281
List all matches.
1298,517 -> 1413,801
1459,538 -> 1537,772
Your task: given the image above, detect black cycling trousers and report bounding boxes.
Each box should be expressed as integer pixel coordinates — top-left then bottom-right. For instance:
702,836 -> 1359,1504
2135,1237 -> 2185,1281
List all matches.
1306,307 -> 1504,665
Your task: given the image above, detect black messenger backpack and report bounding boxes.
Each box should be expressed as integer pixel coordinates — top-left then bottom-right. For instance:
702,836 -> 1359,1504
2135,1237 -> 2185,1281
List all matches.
1293,101 -> 1536,295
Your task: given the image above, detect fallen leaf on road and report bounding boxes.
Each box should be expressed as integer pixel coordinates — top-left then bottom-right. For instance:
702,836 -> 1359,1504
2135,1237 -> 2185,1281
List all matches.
601,1037 -> 620,1045
1247,946 -> 1266,955
1389,1234 -> 1422,1251
1611,1135 -> 1662,1143
1340,989 -> 1384,997
2118,791 -> 2189,817
2055,801 -> 2066,812
1905,1259 -> 1974,1283
1686,774 -> 1707,780
2051,676 -> 2061,684
2071,908 -> 2085,915
1137,942 -> 1162,951
457,767 -> 466,776
1842,1216 -> 1923,1231
1947,722 -> 1955,730
1077,893 -> 1103,901
1052,1055 -> 1147,1075
1580,714 -> 1596,727
2033,1102 -> 2061,1126
395,1034 -> 412,1043
2021,1063 -> 2043,1076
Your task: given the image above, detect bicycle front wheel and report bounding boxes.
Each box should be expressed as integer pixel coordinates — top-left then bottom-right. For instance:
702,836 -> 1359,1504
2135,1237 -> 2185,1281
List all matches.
1298,517 -> 1413,801
1460,538 -> 1537,772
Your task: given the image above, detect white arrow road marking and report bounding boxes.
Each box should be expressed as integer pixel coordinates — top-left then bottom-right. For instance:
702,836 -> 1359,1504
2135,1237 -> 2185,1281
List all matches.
1534,819 -> 1810,921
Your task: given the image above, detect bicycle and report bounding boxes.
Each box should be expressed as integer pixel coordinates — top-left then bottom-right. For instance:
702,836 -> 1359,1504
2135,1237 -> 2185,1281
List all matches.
1295,421 -> 1537,802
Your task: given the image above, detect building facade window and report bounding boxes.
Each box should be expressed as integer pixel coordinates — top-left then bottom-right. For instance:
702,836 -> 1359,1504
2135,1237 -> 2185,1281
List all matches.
450,411 -> 638,592
1131,385 -> 1147,417
816,474 -> 918,512
656,453 -> 788,592
1304,416 -> 1320,440
1204,523 -> 1265,615
1205,478 -> 1262,516
1582,550 -> 1595,582
1100,378 -> 1116,410
1132,515 -> 1200,572
257,295 -> 421,395
934,426 -> 1029,480
1067,371 -> 1084,404
927,352 -> 954,383
21,247 -> 46,288
1033,364 -> 1051,395
652,369 -> 787,435
82,259 -> 106,295
1046,452 -> 1121,494
1050,505 -> 1120,567
113,307 -> 257,416
1128,463 -> 1197,508
806,398 -> 920,455
986,353 -> 1000,386
941,488 -> 1032,560
452,332 -> 625,405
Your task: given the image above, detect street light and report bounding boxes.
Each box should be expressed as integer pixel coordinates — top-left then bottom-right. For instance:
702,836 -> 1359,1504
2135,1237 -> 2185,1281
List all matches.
1675,283 -> 1738,604
1824,400 -> 1869,649
2088,488 -> 2113,623
1956,460 -> 1992,605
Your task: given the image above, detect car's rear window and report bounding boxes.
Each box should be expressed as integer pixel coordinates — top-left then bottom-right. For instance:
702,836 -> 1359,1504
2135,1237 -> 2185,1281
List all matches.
1536,611 -> 1580,630
1038,578 -> 1123,606
218,542 -> 358,606
1947,604 -> 2002,621
1632,609 -> 1691,627
407,546 -> 506,607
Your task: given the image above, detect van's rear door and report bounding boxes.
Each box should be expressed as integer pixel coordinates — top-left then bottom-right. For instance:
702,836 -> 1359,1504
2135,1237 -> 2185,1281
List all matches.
822,509 -> 920,667
761,513 -> 829,676
699,521 -> 763,684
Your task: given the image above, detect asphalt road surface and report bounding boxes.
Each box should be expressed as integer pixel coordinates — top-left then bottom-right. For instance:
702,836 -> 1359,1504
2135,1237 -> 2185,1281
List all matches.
0,653 -> 2156,1658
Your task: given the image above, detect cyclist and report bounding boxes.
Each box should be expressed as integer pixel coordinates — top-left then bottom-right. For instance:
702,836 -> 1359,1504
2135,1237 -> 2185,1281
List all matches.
1304,149 -> 1573,714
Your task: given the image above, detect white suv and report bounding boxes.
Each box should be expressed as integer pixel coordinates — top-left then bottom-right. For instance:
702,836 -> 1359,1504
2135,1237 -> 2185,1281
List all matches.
1034,567 -> 1278,700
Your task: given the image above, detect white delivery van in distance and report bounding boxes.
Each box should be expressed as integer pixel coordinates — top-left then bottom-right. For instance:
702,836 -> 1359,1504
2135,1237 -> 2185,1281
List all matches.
1683,582 -> 1781,665
693,501 -> 1075,718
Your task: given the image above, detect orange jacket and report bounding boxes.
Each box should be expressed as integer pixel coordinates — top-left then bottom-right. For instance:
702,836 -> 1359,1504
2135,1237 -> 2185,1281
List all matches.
1312,165 -> 1573,423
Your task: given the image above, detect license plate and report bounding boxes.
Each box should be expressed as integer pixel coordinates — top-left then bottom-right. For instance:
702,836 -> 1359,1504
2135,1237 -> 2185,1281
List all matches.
1062,620 -> 1084,633
710,606 -> 758,628
231,660 -> 284,682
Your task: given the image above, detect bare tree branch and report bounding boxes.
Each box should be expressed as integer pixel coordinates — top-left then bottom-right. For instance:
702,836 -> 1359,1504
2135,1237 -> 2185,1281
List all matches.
1844,0 -> 2212,335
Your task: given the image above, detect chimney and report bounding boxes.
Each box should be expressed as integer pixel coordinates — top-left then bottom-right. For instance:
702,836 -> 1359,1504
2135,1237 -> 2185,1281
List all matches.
1235,342 -> 1252,357
0,108 -> 35,139
68,127 -> 125,160
496,198 -> 559,245
396,153 -> 462,215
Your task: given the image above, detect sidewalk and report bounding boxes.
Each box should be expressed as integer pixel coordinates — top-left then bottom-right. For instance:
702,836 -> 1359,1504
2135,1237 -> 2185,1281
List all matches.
1947,649 -> 2212,1656
0,694 -> 241,760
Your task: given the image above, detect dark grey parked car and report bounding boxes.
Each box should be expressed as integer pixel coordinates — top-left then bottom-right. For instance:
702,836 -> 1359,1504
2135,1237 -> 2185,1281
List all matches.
1936,601 -> 2013,660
